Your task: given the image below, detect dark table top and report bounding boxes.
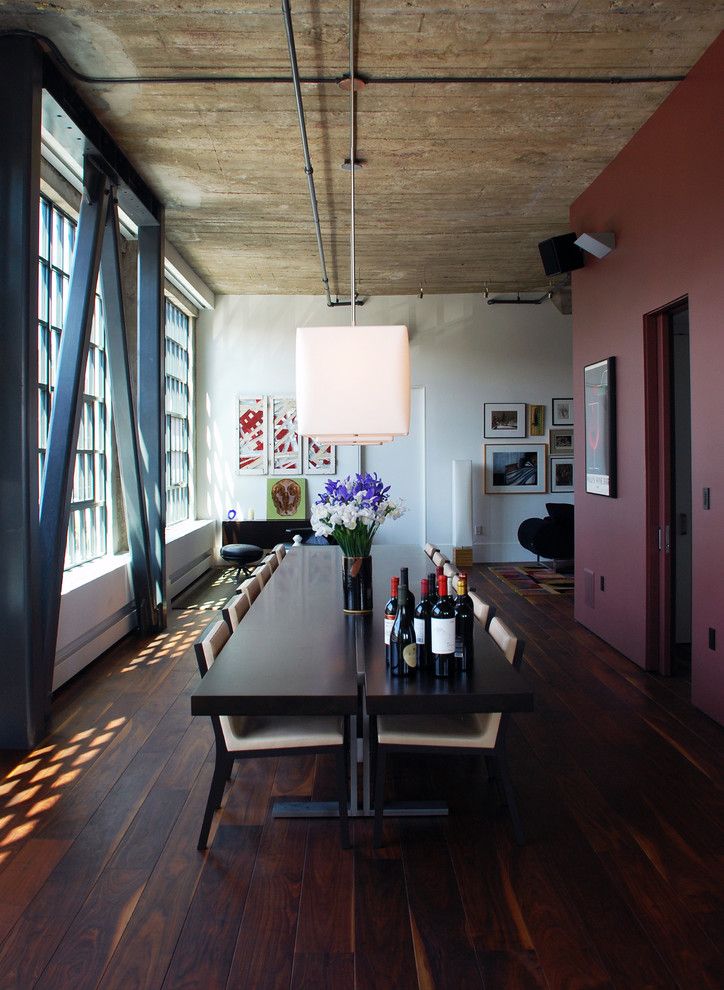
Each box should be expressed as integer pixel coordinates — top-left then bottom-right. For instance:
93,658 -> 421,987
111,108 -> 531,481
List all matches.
190,544 -> 533,719
191,546 -> 359,717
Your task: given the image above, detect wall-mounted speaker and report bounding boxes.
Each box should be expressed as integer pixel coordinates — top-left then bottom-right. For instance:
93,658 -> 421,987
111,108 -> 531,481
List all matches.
538,233 -> 585,276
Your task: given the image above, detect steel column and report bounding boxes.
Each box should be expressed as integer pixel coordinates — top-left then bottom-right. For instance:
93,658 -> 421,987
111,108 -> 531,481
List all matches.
38,159 -> 109,706
0,38 -> 44,747
101,196 -> 156,632
137,222 -> 167,628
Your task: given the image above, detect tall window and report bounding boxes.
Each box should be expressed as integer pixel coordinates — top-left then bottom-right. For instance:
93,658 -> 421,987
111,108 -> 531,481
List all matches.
38,197 -> 108,569
164,299 -> 191,526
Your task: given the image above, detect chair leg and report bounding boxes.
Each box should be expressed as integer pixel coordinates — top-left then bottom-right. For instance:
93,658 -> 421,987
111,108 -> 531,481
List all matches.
492,749 -> 525,845
336,745 -> 351,849
198,749 -> 231,851
373,746 -> 387,848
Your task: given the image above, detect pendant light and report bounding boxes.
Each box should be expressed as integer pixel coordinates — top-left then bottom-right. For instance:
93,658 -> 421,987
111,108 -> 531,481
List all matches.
295,0 -> 410,445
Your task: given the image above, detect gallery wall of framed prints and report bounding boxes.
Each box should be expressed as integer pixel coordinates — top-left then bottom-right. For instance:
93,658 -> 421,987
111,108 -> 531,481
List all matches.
482,399 -> 575,495
237,395 -> 336,477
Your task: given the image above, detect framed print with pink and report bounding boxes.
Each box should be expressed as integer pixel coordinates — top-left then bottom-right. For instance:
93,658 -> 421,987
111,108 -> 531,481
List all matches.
584,357 -> 616,497
237,396 -> 268,474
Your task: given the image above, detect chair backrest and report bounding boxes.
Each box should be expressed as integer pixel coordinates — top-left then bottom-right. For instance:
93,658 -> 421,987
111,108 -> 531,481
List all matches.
238,576 -> 260,606
273,543 -> 287,563
432,550 -> 448,567
488,616 -> 524,667
443,561 -> 458,578
221,593 -> 250,633
469,591 -> 495,629
194,619 -> 231,677
256,561 -> 274,587
424,542 -> 437,559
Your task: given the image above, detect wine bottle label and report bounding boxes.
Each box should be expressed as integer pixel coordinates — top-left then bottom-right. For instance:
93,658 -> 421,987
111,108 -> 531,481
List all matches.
384,616 -> 394,645
403,644 -> 417,669
455,635 -> 464,658
414,618 -> 426,644
431,617 -> 456,655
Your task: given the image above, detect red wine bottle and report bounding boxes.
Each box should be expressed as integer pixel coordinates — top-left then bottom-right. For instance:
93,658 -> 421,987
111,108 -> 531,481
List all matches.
428,571 -> 439,603
384,576 -> 399,665
390,578 -> 417,677
453,572 -> 475,672
431,574 -> 457,678
414,577 -> 433,670
399,566 -> 416,611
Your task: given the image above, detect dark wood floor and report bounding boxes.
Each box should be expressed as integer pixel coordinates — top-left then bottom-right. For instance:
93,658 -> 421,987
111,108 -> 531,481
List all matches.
1,565 -> 722,989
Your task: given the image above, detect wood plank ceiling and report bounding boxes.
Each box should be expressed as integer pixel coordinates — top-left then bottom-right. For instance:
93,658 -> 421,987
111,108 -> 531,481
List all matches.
2,2 -> 722,296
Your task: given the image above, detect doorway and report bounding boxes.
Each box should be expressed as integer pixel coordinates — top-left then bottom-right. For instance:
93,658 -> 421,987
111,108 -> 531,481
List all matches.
644,299 -> 692,678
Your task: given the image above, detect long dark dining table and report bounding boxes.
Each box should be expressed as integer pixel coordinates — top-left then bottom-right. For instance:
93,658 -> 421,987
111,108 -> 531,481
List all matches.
191,544 -> 534,817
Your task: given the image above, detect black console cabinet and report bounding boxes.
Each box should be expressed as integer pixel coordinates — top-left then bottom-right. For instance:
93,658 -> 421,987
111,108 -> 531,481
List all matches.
221,519 -> 313,549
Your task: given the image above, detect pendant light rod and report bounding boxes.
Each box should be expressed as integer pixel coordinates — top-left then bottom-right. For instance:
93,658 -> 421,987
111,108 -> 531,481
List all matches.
349,0 -> 356,327
281,0 -> 333,307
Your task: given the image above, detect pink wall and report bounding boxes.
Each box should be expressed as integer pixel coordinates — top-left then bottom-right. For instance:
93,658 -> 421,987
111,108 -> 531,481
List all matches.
570,32 -> 724,725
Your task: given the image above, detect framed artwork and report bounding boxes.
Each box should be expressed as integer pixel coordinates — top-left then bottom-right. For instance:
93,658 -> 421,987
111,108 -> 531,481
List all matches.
484,402 -> 526,439
303,436 -> 336,475
237,395 -> 268,474
484,444 -> 547,494
528,404 -> 545,436
270,396 -> 301,474
550,457 -> 574,492
549,427 -> 574,455
552,397 -> 574,425
266,476 -> 307,520
584,357 -> 617,497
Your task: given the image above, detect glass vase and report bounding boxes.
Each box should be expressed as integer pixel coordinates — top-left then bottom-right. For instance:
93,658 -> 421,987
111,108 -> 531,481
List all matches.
342,554 -> 373,614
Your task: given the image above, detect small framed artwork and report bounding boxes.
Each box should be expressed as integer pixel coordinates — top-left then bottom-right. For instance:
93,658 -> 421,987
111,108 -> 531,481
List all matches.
303,436 -> 336,475
550,457 -> 574,492
484,444 -> 547,494
267,476 -> 307,520
549,427 -> 574,455
270,396 -> 301,475
484,402 -> 526,439
584,357 -> 617,497
528,404 -> 545,436
237,395 -> 268,474
552,397 -> 574,425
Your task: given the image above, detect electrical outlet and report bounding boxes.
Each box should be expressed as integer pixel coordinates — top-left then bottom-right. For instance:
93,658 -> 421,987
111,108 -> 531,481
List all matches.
709,627 -> 716,650
474,525 -> 483,536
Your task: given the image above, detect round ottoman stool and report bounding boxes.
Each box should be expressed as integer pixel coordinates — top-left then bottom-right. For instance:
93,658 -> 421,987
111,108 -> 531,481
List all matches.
220,543 -> 263,582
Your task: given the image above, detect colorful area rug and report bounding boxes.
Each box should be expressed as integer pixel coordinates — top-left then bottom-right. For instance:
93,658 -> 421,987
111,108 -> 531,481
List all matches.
490,564 -> 574,599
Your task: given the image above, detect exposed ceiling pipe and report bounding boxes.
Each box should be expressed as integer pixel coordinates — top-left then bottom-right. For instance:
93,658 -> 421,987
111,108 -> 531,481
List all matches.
487,292 -> 550,305
4,35 -> 685,87
281,0 -> 335,307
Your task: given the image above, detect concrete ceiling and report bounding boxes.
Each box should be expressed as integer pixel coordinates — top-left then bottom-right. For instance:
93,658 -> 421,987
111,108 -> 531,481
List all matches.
2,2 -> 722,297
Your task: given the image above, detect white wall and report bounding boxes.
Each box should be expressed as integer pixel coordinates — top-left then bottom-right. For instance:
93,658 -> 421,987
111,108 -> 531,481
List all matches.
196,294 -> 572,561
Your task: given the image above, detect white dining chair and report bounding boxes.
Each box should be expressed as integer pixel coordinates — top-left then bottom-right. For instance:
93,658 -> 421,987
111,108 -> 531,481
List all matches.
237,576 -> 261,605
372,616 -> 525,848
255,560 -> 274,587
221,593 -> 250,633
469,590 -> 495,630
424,542 -> 438,560
194,619 -> 350,851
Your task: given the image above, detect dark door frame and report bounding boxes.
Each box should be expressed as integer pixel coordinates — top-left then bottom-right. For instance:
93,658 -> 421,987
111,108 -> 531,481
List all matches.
643,295 -> 688,675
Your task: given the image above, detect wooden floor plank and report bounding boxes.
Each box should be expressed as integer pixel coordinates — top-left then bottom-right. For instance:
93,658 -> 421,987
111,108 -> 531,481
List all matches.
1,566 -> 722,990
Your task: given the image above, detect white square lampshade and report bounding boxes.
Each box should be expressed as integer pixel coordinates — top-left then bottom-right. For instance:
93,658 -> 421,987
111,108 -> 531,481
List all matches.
296,325 -> 410,441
